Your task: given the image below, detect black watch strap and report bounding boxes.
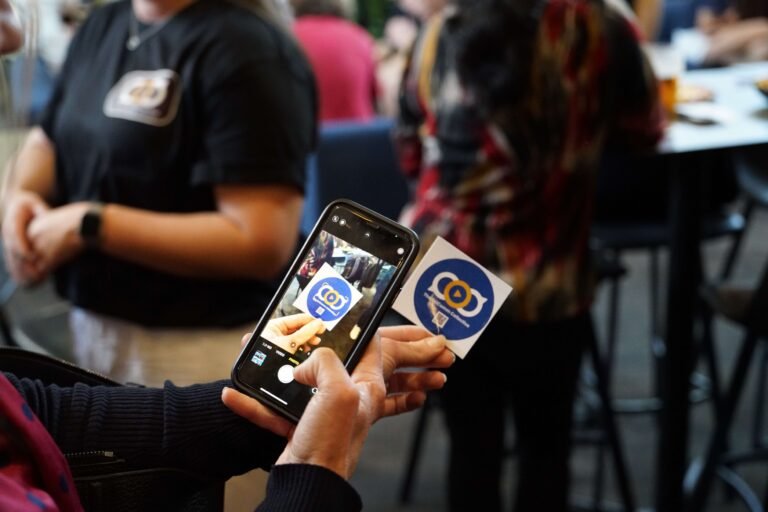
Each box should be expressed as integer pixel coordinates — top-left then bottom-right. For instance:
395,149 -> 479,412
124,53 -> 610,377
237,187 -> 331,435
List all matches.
80,202 -> 104,248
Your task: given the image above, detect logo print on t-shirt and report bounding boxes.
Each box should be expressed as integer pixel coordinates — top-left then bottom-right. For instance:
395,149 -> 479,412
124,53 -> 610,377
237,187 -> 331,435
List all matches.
103,69 -> 181,126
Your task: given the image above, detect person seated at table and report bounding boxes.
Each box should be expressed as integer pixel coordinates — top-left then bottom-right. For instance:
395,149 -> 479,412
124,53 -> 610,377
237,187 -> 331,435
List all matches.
696,0 -> 768,65
1,326 -> 454,511
396,0 -> 664,510
291,0 -> 380,121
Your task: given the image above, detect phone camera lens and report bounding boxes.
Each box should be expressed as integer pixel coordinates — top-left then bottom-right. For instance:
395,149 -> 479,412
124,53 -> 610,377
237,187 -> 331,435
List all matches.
339,219 -> 346,226
364,232 -> 371,237
397,248 -> 405,255
332,215 -> 339,222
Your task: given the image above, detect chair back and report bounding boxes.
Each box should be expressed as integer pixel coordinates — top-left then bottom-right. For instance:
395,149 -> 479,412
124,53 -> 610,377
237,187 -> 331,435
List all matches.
301,117 -> 410,234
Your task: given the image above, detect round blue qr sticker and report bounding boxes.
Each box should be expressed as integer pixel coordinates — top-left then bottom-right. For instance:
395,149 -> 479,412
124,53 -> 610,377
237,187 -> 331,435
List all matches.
307,276 -> 354,322
414,258 -> 494,341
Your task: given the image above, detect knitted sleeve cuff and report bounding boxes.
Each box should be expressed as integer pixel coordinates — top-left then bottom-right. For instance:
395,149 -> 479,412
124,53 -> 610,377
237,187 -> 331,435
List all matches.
256,464 -> 362,512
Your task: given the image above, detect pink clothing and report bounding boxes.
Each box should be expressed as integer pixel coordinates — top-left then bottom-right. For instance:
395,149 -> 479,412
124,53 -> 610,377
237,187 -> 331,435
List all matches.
294,16 -> 379,121
0,374 -> 83,512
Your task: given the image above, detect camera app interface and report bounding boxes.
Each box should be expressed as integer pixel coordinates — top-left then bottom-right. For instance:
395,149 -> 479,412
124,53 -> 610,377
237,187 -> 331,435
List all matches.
237,207 -> 409,416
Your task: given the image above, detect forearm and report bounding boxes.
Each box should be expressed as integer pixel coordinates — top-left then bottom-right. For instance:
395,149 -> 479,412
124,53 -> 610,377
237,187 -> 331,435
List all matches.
2,127 -> 56,206
98,190 -> 302,279
633,0 -> 662,39
707,19 -> 768,62
6,374 -> 286,479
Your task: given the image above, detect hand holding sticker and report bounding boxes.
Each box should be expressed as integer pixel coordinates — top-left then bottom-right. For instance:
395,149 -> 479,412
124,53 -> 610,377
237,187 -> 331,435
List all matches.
393,237 -> 512,359
262,313 -> 326,354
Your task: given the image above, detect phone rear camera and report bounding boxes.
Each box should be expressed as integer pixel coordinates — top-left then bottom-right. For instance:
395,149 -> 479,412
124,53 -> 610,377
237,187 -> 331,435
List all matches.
339,219 -> 346,226
397,247 -> 405,255
332,215 -> 339,223
364,232 -> 371,237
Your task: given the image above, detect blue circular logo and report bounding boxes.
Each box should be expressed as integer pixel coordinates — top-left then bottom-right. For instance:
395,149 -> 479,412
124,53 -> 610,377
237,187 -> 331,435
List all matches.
307,277 -> 354,321
414,259 -> 494,341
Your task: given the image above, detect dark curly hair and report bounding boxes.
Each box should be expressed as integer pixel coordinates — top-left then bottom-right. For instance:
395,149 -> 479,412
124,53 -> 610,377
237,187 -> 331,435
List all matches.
450,0 -> 543,118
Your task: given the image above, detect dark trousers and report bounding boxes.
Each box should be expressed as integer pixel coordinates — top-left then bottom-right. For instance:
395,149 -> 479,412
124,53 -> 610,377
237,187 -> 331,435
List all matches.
442,312 -> 589,512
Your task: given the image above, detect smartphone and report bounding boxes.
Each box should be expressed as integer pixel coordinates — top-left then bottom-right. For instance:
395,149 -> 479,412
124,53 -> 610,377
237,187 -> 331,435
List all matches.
231,199 -> 419,422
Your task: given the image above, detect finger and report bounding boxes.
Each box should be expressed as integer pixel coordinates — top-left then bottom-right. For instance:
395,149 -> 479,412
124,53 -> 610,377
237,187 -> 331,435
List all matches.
292,347 -> 350,390
280,313 -> 321,332
381,335 -> 453,375
221,387 -> 294,437
423,348 -> 456,369
287,318 -> 326,346
381,391 -> 428,417
378,324 -> 433,342
240,332 -> 252,347
386,370 -> 447,394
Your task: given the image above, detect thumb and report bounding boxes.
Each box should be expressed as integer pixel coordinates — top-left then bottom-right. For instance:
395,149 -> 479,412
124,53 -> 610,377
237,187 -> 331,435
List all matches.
286,318 -> 325,346
293,347 -> 350,391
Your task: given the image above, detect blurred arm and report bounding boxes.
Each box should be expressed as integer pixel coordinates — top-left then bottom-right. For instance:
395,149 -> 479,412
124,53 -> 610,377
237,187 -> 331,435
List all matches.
97,184 -> 302,279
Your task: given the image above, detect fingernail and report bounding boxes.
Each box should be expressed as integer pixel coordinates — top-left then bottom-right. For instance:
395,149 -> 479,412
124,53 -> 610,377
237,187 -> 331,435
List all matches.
441,373 -> 448,384
427,335 -> 446,348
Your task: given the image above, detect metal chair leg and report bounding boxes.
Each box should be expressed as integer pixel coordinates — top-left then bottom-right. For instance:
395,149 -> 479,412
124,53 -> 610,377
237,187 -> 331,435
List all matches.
686,331 -> 762,512
587,320 -> 636,512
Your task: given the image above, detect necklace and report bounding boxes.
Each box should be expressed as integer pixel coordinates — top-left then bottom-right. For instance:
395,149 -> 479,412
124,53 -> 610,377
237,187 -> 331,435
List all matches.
126,9 -> 170,51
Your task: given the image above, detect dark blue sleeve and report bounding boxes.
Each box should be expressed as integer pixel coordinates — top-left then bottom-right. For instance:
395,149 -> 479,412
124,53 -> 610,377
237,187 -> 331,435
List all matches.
4,373 -> 285,479
256,464 -> 362,512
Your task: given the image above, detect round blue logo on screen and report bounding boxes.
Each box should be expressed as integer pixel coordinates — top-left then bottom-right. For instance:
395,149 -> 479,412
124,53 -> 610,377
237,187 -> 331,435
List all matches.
414,259 -> 494,341
307,277 -> 354,321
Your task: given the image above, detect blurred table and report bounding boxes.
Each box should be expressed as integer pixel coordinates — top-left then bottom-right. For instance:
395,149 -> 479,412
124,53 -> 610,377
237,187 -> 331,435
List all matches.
654,62 -> 768,512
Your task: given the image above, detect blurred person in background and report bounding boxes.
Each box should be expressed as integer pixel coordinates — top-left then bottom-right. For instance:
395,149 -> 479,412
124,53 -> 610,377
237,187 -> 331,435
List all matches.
291,0 -> 379,121
377,0 -> 447,116
396,0 -> 664,510
1,0 -> 315,388
695,0 -> 768,64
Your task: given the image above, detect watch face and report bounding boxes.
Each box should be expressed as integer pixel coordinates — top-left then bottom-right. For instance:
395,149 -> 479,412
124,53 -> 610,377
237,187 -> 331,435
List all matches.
80,204 -> 103,246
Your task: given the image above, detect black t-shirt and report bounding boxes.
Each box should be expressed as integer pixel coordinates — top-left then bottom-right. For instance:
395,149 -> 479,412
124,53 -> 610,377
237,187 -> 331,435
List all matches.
41,0 -> 317,327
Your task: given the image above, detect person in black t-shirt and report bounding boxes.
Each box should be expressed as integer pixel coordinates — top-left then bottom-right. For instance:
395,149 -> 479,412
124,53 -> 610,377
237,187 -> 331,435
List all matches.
1,0 -> 317,386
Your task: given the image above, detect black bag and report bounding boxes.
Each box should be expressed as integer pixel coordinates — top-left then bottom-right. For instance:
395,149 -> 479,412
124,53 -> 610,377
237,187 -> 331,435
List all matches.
0,347 -> 225,512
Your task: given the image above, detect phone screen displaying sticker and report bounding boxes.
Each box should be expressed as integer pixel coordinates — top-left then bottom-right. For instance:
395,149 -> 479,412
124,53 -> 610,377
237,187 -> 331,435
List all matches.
232,200 -> 418,421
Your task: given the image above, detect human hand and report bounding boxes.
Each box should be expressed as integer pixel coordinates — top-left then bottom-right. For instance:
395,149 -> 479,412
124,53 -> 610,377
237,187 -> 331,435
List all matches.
376,325 -> 454,417
263,313 -> 325,354
221,326 -> 453,478
1,190 -> 49,284
26,202 -> 90,278
704,17 -> 768,64
0,0 -> 22,55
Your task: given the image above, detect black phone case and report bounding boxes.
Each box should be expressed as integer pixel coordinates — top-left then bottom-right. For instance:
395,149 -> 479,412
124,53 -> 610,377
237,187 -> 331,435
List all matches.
231,199 -> 419,422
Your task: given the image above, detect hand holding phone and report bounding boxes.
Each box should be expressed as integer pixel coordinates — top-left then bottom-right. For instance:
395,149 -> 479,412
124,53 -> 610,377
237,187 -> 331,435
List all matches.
223,326 -> 454,478
232,200 -> 421,421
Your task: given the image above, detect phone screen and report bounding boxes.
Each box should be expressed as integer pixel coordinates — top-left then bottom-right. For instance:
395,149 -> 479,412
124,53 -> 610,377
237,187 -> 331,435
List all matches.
233,202 -> 417,420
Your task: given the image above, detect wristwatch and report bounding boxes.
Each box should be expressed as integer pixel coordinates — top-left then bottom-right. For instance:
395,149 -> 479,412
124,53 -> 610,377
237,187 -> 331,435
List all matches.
79,202 -> 104,248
